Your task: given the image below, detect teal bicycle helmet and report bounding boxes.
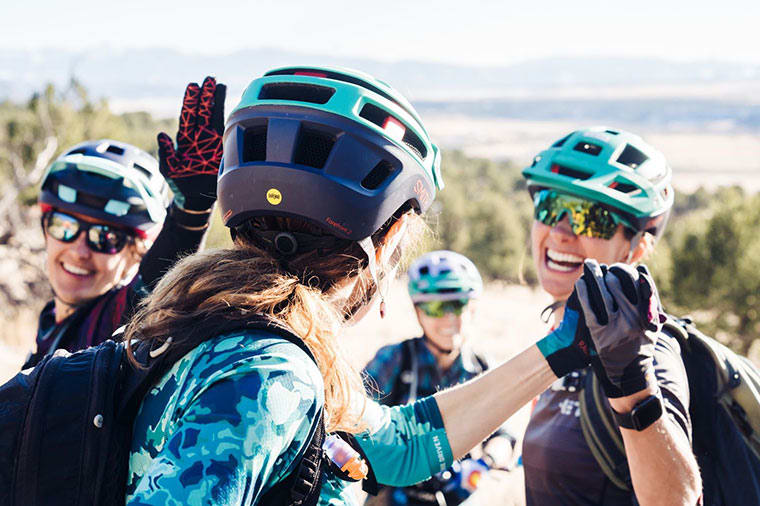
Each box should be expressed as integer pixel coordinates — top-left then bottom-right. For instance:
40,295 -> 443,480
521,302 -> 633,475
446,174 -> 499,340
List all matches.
408,250 -> 483,303
522,126 -> 673,238
218,66 -> 443,242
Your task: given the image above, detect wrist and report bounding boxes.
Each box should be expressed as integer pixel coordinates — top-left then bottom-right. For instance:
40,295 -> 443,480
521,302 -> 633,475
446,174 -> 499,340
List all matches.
169,204 -> 213,230
608,383 -> 660,413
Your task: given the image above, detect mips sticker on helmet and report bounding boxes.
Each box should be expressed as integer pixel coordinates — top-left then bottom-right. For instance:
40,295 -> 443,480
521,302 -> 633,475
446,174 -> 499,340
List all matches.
266,188 -> 282,205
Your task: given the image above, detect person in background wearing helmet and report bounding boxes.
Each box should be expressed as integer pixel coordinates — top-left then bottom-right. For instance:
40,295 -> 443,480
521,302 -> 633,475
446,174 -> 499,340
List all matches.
364,250 -> 516,505
520,127 -> 701,505
121,69 -> 665,506
25,77 -> 225,368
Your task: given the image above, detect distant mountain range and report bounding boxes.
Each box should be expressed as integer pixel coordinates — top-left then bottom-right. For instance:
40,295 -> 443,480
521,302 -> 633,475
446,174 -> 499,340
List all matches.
3,47 -> 760,129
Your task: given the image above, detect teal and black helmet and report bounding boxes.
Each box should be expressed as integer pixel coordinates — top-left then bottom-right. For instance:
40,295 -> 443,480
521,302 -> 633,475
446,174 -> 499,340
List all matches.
522,126 -> 674,237
408,250 -> 483,303
39,139 -> 169,239
218,66 -> 443,241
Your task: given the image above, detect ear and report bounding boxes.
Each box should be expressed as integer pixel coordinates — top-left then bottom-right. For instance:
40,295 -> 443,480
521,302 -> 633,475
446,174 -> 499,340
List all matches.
627,232 -> 655,264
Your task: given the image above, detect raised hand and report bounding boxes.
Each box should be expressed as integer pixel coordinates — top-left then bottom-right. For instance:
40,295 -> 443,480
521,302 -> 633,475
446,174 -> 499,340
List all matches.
158,76 -> 226,211
536,285 -> 595,379
575,259 -> 666,398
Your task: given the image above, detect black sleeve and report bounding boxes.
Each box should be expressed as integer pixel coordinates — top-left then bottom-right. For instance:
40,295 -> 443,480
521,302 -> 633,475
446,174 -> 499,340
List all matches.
138,204 -> 212,290
653,331 -> 692,441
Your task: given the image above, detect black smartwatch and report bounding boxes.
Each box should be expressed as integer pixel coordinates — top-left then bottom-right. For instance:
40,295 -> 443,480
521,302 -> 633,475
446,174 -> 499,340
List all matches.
611,394 -> 663,431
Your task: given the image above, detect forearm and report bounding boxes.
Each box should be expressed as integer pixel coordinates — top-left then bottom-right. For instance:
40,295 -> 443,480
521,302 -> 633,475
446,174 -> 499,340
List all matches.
610,390 -> 702,506
139,204 -> 211,289
435,344 -> 555,459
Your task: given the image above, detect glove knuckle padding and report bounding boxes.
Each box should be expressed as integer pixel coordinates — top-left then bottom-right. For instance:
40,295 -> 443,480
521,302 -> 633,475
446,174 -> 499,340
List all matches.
607,264 -> 639,304
582,260 -> 614,325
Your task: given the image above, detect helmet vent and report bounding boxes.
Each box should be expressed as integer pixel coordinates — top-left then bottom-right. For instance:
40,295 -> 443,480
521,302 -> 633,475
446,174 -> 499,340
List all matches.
361,160 -> 396,190
573,141 -> 602,156
605,129 -> 619,135
67,148 -> 87,155
258,83 -> 335,104
359,103 -> 387,126
132,163 -> 152,179
105,145 -> 125,156
609,180 -> 640,194
243,125 -> 268,162
551,163 -> 591,180
552,134 -> 571,148
267,67 -> 416,119
402,129 -> 427,159
359,103 -> 427,159
419,266 -> 430,275
294,128 -> 335,169
616,144 -> 649,169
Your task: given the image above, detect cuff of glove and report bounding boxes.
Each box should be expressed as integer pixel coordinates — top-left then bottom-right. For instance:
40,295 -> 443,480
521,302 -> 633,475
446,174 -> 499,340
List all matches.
592,360 -> 655,398
537,337 -> 590,379
169,204 -> 212,230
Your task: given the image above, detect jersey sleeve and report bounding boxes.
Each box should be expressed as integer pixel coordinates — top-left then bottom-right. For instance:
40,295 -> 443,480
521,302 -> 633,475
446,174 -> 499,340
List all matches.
653,332 -> 692,440
363,342 -> 404,403
354,396 -> 453,487
127,339 -> 322,506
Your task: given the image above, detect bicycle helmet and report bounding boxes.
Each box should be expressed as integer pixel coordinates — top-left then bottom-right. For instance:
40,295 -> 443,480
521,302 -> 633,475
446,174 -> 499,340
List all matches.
522,126 -> 673,238
408,251 -> 483,303
218,66 -> 443,242
39,139 -> 169,239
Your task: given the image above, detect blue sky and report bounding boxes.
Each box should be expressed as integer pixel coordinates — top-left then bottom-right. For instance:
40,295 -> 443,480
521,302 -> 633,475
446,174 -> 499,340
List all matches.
6,0 -> 760,65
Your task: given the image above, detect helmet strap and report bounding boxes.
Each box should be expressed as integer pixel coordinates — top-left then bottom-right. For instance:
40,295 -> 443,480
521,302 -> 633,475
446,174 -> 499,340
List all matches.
356,216 -> 409,319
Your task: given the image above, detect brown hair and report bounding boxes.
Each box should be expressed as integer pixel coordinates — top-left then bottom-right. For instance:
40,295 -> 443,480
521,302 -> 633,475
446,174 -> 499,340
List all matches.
123,212 -> 423,433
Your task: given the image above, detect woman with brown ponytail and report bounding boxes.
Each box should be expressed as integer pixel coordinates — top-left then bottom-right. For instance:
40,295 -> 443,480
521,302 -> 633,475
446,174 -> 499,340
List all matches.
122,67 -> 666,505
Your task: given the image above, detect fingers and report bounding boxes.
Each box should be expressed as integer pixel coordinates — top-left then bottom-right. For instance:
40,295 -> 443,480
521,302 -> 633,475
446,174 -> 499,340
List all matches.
196,76 -> 217,130
580,259 -> 615,325
211,82 -> 227,135
156,132 -> 176,176
177,82 -> 200,151
607,264 -> 639,305
636,267 -> 664,329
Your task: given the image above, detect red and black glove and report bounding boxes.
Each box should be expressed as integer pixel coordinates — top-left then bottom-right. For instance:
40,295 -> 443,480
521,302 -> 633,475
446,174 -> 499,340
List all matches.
158,76 -> 226,211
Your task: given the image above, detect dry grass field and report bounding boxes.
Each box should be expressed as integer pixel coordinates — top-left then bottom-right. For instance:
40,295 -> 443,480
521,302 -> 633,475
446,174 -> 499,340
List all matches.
425,115 -> 760,192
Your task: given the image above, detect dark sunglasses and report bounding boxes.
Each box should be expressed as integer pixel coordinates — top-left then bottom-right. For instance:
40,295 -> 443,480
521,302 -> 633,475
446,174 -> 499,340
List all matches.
533,189 -> 636,240
416,299 -> 470,318
44,211 -> 133,254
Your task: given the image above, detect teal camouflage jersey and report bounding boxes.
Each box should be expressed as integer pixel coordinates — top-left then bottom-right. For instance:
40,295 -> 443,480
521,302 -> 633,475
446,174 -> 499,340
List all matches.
127,330 -> 454,505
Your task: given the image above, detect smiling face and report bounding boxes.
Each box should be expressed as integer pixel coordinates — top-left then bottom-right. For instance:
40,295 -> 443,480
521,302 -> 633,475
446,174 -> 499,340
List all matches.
44,211 -> 140,319
531,216 -> 633,301
415,302 -> 475,354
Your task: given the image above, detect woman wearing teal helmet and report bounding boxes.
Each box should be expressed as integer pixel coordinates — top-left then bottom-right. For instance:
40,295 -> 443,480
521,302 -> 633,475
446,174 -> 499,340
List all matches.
521,127 -> 701,505
120,72 -> 663,505
365,250 -> 516,505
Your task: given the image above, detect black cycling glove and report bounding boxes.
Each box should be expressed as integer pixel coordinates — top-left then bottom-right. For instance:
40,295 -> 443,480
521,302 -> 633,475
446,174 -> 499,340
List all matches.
575,259 -> 666,398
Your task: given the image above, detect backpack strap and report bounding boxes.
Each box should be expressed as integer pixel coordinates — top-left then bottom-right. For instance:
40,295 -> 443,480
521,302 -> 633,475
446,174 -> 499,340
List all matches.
578,369 -> 633,491
390,338 -> 418,405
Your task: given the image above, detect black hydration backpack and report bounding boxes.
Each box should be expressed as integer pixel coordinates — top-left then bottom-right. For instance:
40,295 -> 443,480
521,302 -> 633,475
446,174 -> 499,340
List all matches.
579,315 -> 760,505
0,315 -> 328,506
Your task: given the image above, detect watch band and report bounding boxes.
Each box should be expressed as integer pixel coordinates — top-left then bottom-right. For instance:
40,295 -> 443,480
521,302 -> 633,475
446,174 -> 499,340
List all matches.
612,394 -> 664,431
